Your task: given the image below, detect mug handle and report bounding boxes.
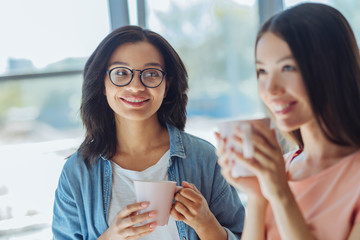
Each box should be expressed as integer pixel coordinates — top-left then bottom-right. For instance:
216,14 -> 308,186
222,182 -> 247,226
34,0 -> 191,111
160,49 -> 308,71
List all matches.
175,186 -> 183,193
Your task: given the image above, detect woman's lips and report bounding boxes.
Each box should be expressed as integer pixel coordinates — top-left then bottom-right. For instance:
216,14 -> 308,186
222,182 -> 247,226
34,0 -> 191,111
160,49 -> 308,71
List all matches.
272,101 -> 296,115
120,97 -> 150,107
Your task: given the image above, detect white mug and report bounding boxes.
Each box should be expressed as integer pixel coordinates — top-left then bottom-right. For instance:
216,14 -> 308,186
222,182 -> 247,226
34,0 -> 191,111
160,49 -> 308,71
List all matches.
217,117 -> 271,177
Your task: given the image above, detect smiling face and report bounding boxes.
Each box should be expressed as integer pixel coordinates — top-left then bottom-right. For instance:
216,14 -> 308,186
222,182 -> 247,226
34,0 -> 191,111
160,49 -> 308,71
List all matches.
104,41 -> 168,124
255,32 -> 315,132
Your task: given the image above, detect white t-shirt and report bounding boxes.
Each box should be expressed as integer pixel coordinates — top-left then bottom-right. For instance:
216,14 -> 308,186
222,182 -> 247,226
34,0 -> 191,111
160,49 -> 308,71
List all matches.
108,150 -> 180,240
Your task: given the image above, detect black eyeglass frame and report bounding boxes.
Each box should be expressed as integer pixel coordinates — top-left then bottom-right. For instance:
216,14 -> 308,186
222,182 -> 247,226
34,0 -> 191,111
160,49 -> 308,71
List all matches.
106,67 -> 167,88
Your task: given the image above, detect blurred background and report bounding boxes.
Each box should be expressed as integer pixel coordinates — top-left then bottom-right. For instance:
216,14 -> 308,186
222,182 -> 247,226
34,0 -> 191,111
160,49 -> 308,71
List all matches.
0,0 -> 359,238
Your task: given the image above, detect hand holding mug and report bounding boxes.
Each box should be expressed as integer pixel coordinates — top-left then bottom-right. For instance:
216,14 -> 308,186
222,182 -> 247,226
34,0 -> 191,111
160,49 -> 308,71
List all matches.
216,132 -> 264,200
233,120 -> 289,201
99,201 -> 157,240
171,181 -> 216,232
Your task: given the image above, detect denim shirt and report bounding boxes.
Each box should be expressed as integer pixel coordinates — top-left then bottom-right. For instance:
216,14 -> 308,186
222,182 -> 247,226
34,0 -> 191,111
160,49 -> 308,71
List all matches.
52,124 -> 245,240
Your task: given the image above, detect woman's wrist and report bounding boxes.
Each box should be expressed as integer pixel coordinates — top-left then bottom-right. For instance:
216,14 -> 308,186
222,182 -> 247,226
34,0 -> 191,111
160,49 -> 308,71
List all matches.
246,196 -> 268,217
267,183 -> 293,206
247,194 -> 268,206
97,228 -> 109,240
194,214 -> 227,240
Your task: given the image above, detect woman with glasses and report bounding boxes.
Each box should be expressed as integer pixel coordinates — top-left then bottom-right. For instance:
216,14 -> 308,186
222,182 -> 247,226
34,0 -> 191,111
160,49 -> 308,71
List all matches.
217,3 -> 360,240
52,25 -> 244,240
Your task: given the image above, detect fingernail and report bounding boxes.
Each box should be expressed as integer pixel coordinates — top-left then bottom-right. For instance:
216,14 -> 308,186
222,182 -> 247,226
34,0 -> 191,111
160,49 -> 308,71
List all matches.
149,211 -> 156,217
150,223 -> 157,229
141,202 -> 149,207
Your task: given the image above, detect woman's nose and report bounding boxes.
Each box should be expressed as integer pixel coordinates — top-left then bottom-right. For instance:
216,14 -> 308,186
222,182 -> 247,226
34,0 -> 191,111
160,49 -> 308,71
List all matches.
266,73 -> 284,95
127,71 -> 146,91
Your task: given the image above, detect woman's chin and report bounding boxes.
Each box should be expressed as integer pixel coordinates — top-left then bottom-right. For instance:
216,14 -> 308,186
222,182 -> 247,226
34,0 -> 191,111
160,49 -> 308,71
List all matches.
276,120 -> 300,133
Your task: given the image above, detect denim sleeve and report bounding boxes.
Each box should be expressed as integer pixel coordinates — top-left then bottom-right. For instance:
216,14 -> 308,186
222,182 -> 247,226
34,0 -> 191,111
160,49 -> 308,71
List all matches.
52,170 -> 83,240
209,159 -> 245,240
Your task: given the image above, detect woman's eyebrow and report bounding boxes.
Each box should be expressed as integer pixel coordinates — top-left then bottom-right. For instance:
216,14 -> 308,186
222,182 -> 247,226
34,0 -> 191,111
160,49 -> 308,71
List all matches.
276,55 -> 294,63
143,62 -> 164,69
108,61 -> 129,68
255,55 -> 294,65
108,62 -> 164,69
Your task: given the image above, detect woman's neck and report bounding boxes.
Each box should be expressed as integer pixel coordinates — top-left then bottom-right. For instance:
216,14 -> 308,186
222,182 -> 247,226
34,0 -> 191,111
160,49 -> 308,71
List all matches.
110,116 -> 170,171
115,117 -> 168,155
288,122 -> 358,180
301,123 -> 358,162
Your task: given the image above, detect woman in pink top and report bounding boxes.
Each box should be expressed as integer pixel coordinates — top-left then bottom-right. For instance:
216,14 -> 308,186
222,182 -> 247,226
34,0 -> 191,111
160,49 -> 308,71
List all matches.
217,3 -> 360,240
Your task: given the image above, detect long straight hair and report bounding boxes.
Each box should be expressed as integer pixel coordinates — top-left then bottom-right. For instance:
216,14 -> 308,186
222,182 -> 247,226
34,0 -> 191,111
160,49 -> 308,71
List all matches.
256,3 -> 360,149
78,26 -> 188,166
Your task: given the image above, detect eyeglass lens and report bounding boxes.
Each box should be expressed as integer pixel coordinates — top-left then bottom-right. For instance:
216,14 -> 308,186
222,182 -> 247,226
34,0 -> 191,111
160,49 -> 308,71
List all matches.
109,67 -> 164,87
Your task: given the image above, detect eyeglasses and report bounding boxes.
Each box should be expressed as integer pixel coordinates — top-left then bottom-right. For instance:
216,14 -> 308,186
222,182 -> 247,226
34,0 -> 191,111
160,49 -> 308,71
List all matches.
107,67 -> 167,88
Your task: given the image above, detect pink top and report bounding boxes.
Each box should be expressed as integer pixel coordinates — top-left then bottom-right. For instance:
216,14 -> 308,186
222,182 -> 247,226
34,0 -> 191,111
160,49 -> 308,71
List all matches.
265,150 -> 360,240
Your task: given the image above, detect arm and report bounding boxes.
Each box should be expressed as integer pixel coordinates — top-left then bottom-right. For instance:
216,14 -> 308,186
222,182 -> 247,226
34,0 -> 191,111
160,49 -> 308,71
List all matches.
241,197 -> 267,240
231,121 -> 316,240
52,173 -> 83,240
170,133 -> 244,239
216,132 -> 264,240
171,181 -> 228,240
171,162 -> 245,240
209,145 -> 246,240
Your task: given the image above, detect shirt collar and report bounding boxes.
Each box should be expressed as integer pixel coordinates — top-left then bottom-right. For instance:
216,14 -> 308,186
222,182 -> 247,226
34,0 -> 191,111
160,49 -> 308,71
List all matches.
166,123 -> 186,159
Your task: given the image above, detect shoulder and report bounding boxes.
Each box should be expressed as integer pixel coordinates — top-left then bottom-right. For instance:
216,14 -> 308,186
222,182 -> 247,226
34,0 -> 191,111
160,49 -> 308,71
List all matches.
176,130 -> 219,172
345,150 -> 360,182
60,152 -> 102,184
57,152 -> 85,188
180,130 -> 216,151
56,152 -> 104,198
167,123 -> 214,148
350,149 -> 360,163
167,123 -> 216,159
179,130 -> 217,160
62,152 -> 88,173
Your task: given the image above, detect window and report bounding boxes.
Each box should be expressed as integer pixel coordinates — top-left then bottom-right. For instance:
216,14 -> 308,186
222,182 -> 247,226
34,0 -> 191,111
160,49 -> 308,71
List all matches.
146,0 -> 264,142
0,0 -> 109,238
0,0 -> 110,75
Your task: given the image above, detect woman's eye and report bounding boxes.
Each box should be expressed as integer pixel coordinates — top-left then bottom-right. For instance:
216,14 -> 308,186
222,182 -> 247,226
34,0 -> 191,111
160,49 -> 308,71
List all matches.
257,69 -> 267,75
115,70 -> 128,76
283,65 -> 296,71
144,71 -> 160,78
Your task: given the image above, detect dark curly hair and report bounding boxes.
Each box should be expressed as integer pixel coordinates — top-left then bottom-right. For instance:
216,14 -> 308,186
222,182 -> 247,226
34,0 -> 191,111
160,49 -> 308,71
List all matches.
78,25 -> 188,166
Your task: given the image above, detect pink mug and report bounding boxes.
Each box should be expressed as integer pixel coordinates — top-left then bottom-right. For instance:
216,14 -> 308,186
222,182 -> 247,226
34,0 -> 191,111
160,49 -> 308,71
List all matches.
134,180 -> 178,226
